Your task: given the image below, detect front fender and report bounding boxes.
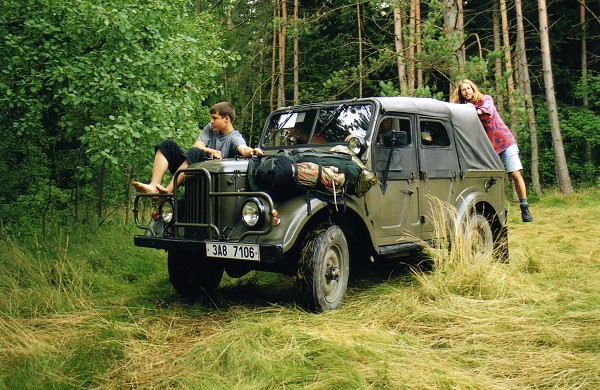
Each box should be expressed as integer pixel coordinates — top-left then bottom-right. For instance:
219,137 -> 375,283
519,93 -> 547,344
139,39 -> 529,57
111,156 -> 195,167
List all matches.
258,195 -> 329,253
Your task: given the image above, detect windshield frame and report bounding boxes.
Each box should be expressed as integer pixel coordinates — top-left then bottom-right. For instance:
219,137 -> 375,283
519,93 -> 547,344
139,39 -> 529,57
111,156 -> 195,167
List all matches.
259,101 -> 375,150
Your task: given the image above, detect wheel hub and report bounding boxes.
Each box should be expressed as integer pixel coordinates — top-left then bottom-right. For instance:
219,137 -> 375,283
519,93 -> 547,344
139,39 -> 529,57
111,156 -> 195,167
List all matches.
326,264 -> 340,282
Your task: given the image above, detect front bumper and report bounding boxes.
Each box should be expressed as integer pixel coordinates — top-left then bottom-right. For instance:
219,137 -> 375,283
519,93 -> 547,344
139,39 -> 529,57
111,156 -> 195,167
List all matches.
133,235 -> 284,264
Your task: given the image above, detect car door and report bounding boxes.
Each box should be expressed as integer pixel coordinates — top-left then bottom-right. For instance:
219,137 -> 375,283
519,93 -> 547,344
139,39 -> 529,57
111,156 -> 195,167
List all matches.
365,114 -> 421,247
417,117 -> 460,238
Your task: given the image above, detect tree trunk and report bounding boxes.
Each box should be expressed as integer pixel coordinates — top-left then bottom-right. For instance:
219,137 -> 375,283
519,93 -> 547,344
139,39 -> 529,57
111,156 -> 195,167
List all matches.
457,0 -> 465,69
499,0 -> 516,131
393,5 -> 408,94
538,0 -> 573,193
357,0 -> 363,97
408,0 -> 416,94
444,0 -> 465,91
96,165 -> 105,221
277,0 -> 288,108
270,0 -> 278,111
293,0 -> 299,104
125,167 -> 133,224
581,0 -> 589,108
415,0 -> 422,88
580,0 -> 593,181
515,0 -> 542,195
492,1 -> 505,113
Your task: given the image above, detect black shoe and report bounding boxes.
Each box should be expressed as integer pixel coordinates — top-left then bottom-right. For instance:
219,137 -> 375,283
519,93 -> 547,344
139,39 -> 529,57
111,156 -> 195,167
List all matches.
520,204 -> 533,222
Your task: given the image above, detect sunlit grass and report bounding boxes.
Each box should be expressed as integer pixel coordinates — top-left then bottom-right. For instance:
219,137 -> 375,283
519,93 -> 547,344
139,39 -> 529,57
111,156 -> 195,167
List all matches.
1,189 -> 600,388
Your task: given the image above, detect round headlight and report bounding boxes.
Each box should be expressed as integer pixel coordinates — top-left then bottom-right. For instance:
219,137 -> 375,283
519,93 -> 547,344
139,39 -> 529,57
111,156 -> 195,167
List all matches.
159,201 -> 174,224
348,136 -> 367,156
242,197 -> 266,228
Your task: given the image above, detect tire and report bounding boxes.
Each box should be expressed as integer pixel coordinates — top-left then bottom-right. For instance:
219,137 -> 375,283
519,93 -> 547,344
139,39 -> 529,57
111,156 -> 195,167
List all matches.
296,224 -> 350,312
465,212 -> 494,258
167,251 -> 224,298
494,225 -> 509,263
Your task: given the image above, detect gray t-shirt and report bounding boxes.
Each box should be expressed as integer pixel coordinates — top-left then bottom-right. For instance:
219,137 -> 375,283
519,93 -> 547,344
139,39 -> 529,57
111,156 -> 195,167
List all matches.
197,123 -> 247,158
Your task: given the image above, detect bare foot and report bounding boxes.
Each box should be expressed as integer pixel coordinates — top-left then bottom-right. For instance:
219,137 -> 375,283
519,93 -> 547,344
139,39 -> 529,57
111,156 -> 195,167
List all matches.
132,181 -> 159,194
156,184 -> 170,194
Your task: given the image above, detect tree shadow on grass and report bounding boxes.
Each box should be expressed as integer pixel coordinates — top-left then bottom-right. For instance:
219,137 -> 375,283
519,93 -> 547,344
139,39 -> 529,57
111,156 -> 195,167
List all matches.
141,252 -> 434,312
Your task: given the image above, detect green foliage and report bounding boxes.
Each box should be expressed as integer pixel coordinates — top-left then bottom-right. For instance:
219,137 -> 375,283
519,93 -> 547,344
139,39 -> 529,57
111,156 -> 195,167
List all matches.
1,0 -> 233,225
3,0 -> 229,167
525,100 -> 600,187
575,74 -> 600,109
1,0 -> 599,230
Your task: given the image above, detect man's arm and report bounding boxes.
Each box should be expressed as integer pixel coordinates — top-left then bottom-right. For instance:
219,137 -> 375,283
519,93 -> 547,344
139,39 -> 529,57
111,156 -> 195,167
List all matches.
237,145 -> 264,157
192,139 -> 223,159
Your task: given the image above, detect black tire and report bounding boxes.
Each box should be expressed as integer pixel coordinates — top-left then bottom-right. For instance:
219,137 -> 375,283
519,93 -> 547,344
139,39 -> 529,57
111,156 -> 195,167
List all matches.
167,251 -> 224,298
494,225 -> 509,263
465,212 -> 494,258
296,224 -> 350,312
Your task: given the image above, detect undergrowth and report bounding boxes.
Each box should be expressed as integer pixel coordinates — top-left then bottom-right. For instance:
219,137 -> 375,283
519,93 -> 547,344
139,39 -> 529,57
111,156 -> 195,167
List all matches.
1,189 -> 599,389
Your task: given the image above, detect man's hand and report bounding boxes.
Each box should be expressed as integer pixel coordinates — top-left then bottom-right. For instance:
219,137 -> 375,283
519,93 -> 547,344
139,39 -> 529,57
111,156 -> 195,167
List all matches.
239,146 -> 263,157
208,149 -> 222,159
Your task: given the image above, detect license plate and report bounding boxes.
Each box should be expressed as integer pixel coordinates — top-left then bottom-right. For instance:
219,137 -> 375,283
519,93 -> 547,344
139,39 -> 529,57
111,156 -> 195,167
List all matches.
205,242 -> 260,261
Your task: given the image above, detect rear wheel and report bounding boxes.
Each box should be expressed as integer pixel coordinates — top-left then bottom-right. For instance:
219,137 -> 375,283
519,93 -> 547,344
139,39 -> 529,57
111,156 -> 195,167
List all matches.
167,251 -> 224,298
465,212 -> 494,258
296,224 -> 350,312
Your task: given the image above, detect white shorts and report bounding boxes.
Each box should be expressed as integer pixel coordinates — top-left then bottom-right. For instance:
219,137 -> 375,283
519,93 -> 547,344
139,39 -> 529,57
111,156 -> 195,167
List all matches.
499,144 -> 523,173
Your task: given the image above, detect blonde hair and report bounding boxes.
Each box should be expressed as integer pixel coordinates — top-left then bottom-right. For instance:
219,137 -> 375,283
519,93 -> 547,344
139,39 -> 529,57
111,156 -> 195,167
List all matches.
451,79 -> 484,104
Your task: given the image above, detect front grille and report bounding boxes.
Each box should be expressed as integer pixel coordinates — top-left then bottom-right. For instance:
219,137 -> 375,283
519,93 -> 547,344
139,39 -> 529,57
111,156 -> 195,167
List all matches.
182,172 -> 211,239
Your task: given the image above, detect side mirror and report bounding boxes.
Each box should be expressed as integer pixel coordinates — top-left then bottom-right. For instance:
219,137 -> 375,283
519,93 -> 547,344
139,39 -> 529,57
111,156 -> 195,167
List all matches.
382,130 -> 408,148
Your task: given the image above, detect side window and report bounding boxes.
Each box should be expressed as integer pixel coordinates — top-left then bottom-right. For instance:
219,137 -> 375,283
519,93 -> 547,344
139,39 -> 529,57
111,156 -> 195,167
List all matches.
419,120 -> 450,147
375,117 -> 412,147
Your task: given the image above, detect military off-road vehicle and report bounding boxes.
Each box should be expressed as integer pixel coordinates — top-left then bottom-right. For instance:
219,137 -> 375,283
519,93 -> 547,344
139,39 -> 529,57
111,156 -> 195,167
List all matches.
134,97 -> 509,311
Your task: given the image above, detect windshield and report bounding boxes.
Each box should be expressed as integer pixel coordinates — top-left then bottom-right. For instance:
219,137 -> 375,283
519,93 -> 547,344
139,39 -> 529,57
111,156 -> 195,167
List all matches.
261,103 -> 372,148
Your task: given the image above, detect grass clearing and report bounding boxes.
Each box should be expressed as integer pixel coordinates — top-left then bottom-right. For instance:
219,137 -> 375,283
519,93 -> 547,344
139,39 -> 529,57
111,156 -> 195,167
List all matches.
1,189 -> 600,388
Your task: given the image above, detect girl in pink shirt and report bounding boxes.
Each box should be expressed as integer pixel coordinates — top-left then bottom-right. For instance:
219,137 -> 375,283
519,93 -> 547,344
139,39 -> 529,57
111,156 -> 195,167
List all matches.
451,79 -> 533,222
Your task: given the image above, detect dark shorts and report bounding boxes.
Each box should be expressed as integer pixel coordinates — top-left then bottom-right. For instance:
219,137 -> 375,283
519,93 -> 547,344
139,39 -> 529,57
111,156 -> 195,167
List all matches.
156,139 -> 209,174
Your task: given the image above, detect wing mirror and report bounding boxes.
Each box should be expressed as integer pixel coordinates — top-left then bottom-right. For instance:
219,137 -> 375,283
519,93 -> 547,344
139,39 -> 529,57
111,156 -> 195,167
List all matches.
382,130 -> 408,148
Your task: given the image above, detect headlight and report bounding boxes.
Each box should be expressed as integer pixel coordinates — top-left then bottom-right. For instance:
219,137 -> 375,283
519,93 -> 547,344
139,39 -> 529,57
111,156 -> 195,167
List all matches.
242,197 -> 266,228
159,201 -> 174,224
348,136 -> 367,156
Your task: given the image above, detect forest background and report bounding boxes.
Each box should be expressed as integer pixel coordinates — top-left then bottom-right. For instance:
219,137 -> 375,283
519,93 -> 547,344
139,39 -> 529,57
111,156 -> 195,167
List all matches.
1,0 -> 599,229
2,1 -> 600,387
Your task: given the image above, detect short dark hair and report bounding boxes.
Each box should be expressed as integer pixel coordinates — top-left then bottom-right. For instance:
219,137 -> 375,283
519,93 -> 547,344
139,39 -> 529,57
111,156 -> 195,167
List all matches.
210,102 -> 235,122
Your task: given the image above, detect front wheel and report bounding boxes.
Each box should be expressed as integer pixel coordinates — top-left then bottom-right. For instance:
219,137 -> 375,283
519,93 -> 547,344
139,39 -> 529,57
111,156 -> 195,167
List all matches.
167,251 -> 224,298
296,224 -> 350,312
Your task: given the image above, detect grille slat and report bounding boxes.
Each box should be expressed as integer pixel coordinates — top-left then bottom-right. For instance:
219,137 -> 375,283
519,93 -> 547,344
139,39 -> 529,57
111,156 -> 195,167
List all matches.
183,173 -> 210,239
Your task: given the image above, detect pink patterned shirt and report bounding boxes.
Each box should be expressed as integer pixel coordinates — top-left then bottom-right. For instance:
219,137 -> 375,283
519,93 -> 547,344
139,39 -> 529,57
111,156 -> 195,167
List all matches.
473,95 -> 516,154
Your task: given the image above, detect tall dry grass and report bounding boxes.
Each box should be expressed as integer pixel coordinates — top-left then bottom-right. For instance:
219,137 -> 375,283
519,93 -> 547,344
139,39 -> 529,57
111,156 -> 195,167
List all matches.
1,189 -> 599,388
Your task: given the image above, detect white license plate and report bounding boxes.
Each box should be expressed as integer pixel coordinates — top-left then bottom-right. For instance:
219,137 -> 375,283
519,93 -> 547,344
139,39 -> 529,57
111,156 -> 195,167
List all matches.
205,242 -> 260,261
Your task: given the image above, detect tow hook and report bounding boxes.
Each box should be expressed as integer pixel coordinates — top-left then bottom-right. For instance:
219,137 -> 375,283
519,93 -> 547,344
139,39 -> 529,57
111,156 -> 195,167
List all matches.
485,177 -> 497,192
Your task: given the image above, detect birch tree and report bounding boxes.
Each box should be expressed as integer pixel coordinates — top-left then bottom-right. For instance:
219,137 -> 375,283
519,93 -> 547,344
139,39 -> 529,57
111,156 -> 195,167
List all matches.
293,0 -> 299,104
515,0 -> 542,195
499,0 -> 516,130
393,3 -> 408,94
278,0 -> 288,108
492,1 -> 505,113
538,0 -> 573,193
357,0 -> 364,97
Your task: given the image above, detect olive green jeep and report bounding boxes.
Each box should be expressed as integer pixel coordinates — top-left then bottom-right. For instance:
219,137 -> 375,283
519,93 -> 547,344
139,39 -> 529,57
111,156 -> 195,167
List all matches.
134,97 -> 508,311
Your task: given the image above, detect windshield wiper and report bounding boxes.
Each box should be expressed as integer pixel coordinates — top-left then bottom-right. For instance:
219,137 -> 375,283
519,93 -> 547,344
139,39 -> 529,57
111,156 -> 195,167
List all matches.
276,109 -> 297,131
318,103 -> 346,134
